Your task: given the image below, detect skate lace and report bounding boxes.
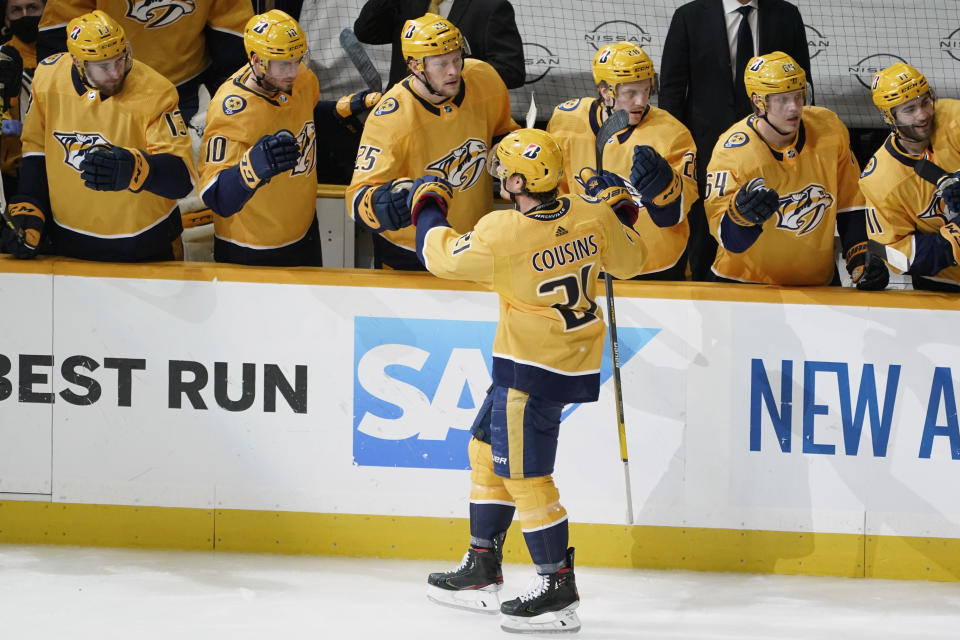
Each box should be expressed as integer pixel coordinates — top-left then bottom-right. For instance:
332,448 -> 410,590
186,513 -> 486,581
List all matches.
517,574 -> 549,603
451,551 -> 471,572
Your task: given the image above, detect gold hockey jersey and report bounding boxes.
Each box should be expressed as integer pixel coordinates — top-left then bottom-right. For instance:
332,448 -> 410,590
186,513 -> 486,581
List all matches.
420,195 -> 647,403
199,64 -> 320,249
859,99 -> 960,285
347,58 -> 518,255
22,53 -> 195,237
706,107 -> 864,285
39,0 -> 250,86
546,98 -> 697,275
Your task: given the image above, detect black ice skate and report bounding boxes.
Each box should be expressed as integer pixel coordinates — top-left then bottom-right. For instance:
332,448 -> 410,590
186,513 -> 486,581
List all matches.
500,547 -> 580,634
426,533 -> 505,614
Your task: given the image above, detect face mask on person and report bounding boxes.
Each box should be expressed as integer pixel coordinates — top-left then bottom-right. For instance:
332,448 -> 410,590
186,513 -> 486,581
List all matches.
9,15 -> 40,43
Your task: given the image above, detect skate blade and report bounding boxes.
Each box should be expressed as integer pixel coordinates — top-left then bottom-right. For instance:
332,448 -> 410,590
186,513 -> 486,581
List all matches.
426,584 -> 501,615
500,605 -> 581,634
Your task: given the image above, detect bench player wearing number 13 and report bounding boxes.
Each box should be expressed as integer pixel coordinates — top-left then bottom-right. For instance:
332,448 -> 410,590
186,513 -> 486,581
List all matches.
1,10 -> 196,261
705,51 -> 888,289
410,129 -> 647,634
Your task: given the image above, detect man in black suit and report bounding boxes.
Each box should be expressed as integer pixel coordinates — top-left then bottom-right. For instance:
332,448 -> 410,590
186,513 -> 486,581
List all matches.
353,0 -> 525,90
659,0 -> 811,280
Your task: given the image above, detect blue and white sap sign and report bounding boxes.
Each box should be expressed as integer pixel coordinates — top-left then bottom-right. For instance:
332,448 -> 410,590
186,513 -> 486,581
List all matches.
353,316 -> 660,469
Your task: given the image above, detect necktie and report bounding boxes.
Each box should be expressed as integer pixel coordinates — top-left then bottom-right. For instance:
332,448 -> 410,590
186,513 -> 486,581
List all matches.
428,0 -> 442,14
734,5 -> 754,115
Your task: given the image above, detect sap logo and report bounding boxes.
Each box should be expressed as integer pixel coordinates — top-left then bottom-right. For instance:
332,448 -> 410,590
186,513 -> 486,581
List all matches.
353,317 -> 496,469
353,316 -> 659,469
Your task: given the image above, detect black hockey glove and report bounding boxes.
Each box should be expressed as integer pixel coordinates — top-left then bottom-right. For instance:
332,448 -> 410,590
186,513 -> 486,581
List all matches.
729,178 -> 780,227
630,145 -> 680,207
80,145 -> 150,192
939,222 -> 960,266
408,175 -> 454,225
239,132 -> 300,191
2,198 -> 45,259
0,44 -> 23,105
578,168 -> 639,226
369,179 -> 414,231
846,244 -> 889,291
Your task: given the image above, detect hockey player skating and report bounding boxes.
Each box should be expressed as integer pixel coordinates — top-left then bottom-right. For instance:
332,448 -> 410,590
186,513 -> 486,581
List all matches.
346,12 -> 517,270
859,62 -> 960,292
1,9 -> 195,261
705,51 -> 888,289
547,41 -> 697,280
408,128 -> 648,633
198,9 -> 380,266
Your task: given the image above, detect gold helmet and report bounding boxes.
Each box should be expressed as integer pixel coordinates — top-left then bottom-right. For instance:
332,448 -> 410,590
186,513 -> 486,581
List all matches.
244,9 -> 307,74
592,41 -> 655,94
871,62 -> 932,126
401,12 -> 463,72
743,51 -> 806,112
495,128 -> 564,193
67,10 -> 127,62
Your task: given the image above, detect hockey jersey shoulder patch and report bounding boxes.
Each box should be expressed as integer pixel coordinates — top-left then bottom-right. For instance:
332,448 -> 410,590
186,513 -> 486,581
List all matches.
557,98 -> 582,112
222,95 -> 247,115
374,97 -> 399,116
40,53 -> 64,66
723,131 -> 750,148
860,156 -> 877,178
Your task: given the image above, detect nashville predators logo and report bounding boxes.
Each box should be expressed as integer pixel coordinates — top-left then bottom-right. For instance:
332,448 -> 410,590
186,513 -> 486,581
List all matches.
918,189 -> 948,222
775,184 -> 834,235
53,131 -> 111,171
425,138 -> 488,191
291,121 -> 317,177
125,0 -> 196,29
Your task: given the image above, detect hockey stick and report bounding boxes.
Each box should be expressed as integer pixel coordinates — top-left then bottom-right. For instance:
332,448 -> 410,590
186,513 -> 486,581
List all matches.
339,28 -> 382,93
913,157 -> 957,191
867,238 -> 909,273
525,91 -> 537,128
596,108 -> 634,525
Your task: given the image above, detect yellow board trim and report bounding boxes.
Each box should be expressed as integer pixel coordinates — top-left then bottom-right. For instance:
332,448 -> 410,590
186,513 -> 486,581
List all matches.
3,500 -> 960,581
3,256 -> 960,312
